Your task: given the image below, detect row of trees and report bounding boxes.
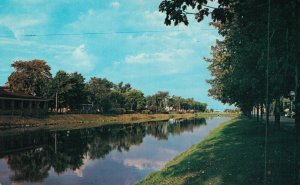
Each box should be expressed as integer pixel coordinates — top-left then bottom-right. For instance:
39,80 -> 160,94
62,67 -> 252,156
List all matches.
158,1 -> 300,183
158,0 -> 300,127
6,60 -> 207,114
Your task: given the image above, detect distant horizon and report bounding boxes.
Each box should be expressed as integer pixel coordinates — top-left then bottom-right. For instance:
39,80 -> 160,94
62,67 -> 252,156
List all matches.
0,0 -> 235,110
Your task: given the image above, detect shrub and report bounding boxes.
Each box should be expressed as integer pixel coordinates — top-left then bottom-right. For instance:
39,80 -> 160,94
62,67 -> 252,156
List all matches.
108,108 -> 126,114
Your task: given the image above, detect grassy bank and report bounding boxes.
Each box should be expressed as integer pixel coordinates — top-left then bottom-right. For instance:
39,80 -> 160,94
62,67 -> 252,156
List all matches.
0,113 -> 237,131
137,117 -> 296,185
0,113 -> 200,131
196,112 -> 238,118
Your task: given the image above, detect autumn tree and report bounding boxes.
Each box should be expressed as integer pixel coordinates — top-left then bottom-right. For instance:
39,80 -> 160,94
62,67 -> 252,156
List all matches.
8,60 -> 52,98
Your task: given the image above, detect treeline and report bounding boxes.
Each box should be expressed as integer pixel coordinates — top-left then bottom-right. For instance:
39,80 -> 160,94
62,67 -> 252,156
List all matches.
6,60 -> 207,114
159,0 -> 300,127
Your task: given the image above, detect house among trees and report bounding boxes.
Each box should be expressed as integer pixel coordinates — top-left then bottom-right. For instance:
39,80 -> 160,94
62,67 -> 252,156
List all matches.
0,86 -> 49,116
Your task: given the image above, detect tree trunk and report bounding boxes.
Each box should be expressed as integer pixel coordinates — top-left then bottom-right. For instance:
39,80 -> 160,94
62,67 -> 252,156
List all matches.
260,103 -> 264,121
291,3 -> 300,183
256,105 -> 259,122
295,68 -> 300,134
295,55 -> 300,185
266,102 -> 270,125
295,86 -> 300,185
274,97 -> 281,128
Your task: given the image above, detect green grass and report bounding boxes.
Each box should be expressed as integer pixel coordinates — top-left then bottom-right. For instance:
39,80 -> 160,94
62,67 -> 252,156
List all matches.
0,113 -> 197,133
0,113 -> 236,133
137,117 -> 297,185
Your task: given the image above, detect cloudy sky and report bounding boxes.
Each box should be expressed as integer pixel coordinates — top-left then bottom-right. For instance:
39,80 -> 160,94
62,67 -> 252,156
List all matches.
0,0 -> 233,110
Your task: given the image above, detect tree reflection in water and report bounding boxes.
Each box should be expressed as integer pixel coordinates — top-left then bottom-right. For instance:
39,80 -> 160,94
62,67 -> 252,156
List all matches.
0,118 -> 206,183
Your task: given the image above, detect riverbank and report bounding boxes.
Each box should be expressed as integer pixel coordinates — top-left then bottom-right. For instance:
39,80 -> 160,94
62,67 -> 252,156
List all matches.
137,117 -> 296,185
0,112 -> 237,131
0,113 -> 193,130
2,113 -> 231,131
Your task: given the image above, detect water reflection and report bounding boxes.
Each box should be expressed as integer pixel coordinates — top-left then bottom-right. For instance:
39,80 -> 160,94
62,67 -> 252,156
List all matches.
0,117 -> 229,185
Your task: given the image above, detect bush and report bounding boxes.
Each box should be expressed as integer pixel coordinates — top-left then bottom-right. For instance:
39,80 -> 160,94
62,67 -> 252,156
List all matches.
142,110 -> 152,114
108,108 -> 126,114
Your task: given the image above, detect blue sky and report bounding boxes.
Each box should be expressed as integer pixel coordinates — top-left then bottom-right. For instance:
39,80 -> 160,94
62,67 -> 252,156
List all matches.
0,0 -> 234,110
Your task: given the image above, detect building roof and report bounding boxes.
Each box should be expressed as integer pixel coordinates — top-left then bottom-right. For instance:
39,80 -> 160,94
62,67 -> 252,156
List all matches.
0,86 -> 45,100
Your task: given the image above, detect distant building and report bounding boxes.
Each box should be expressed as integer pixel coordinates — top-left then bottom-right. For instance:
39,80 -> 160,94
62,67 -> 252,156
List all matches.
0,86 -> 49,116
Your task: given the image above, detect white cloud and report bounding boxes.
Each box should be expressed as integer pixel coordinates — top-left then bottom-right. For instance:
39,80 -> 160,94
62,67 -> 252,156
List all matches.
0,0 -> 227,109
123,49 -> 195,74
123,158 -> 164,170
66,8 -> 120,32
125,52 -> 171,64
142,11 -> 165,28
103,48 -> 200,82
0,14 -> 48,38
111,1 -> 120,8
73,44 -> 93,67
0,15 -> 45,37
53,44 -> 95,74
74,155 -> 95,177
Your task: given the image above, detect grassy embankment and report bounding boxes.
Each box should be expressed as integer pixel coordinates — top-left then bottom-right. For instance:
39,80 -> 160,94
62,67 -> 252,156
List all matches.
0,113 -> 192,130
0,112 -> 236,132
137,117 -> 296,185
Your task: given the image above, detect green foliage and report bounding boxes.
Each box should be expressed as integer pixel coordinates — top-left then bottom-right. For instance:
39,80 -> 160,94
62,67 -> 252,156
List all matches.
160,0 -> 300,117
159,0 -> 233,26
168,95 -> 207,112
108,108 -> 126,114
205,0 -> 297,115
109,90 -> 126,109
49,70 -> 70,109
146,91 -> 169,113
113,82 -> 132,93
48,71 -> 87,111
5,61 -> 207,114
86,77 -> 113,113
65,72 -> 87,110
125,89 -> 146,112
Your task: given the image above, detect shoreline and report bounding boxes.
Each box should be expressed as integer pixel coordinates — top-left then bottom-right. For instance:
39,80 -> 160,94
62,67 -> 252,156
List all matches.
0,113 -> 191,131
137,117 -> 295,185
0,112 -> 237,134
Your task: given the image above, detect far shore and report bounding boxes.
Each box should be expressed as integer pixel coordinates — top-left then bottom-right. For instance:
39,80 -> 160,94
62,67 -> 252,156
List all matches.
0,112 -> 237,133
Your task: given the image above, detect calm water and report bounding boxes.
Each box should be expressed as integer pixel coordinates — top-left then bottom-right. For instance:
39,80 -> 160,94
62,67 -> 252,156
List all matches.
0,116 -> 231,185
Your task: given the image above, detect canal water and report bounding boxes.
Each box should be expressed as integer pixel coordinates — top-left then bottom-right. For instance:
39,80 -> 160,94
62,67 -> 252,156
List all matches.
0,116 -> 231,185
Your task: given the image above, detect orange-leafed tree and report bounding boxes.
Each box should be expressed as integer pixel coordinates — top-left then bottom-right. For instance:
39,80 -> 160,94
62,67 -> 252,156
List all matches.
8,60 -> 52,97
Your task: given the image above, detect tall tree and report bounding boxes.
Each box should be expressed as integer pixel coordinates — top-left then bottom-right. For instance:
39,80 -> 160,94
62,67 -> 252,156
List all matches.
86,77 -> 113,112
8,60 -> 52,97
50,70 -> 71,111
65,72 -> 87,111
125,89 -> 145,112
49,71 -> 87,112
159,0 -> 299,121
109,90 -> 126,109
